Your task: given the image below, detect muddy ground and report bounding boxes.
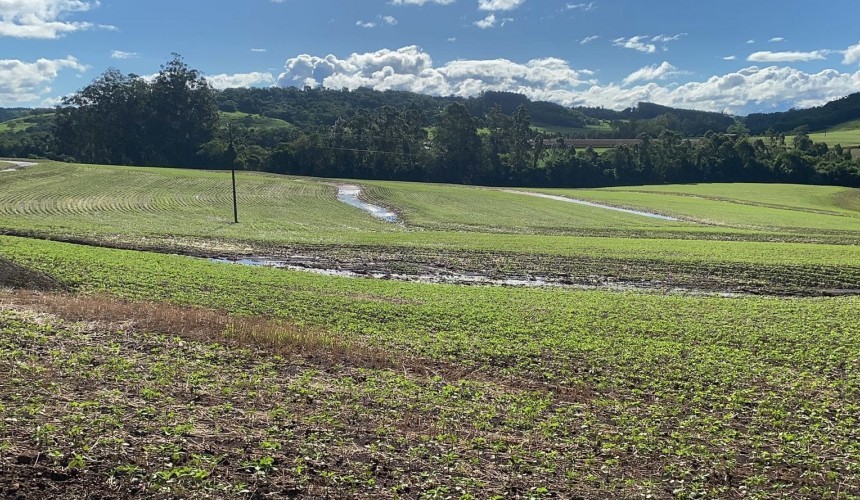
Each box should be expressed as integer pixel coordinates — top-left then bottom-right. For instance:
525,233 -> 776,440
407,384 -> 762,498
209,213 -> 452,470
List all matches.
2,232 -> 858,297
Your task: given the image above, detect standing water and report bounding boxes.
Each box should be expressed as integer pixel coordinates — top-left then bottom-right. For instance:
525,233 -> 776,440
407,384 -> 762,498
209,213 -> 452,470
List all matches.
503,190 -> 679,221
336,185 -> 399,223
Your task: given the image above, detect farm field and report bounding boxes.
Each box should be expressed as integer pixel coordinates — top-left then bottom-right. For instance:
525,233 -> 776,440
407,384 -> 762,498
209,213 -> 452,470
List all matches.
536,183 -> 860,233
2,161 -> 860,294
1,159 -> 860,497
2,237 -> 860,498
749,119 -> 860,148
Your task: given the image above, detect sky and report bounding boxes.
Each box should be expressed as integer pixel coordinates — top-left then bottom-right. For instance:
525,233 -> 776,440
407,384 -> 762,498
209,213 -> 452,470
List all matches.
2,0 -> 860,115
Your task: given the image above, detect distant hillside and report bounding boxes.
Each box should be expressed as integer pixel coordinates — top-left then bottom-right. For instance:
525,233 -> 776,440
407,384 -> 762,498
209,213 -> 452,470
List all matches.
214,87 -> 588,131
0,110 -> 54,158
745,92 -> 860,134
0,108 -> 33,123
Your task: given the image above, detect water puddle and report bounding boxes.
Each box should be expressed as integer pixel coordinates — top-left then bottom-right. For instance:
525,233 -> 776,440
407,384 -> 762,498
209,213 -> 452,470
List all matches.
503,190 -> 679,221
336,185 -> 398,222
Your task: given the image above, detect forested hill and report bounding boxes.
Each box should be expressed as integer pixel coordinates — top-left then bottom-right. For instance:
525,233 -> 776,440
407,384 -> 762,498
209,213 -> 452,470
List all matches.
746,93 -> 860,134
216,88 -> 589,130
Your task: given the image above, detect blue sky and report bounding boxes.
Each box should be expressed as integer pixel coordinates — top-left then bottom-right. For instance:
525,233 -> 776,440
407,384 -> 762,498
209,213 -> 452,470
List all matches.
2,0 -> 860,114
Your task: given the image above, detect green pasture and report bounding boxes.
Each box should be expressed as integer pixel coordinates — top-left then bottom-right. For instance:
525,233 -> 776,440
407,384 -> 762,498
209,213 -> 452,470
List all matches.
809,119 -> 860,147
537,183 -> 860,233
219,111 -> 295,131
0,113 -> 51,133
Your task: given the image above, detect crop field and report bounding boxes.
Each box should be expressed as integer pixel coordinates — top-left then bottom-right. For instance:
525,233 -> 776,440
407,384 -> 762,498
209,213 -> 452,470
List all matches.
1,159 -> 860,497
537,183 -> 860,233
1,238 -> 859,498
3,161 -> 860,295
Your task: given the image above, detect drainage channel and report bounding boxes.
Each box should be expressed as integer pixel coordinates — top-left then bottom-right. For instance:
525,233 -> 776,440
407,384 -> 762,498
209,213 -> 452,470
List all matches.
208,256 -> 746,296
1,160 -> 39,172
503,190 -> 680,221
336,185 -> 399,223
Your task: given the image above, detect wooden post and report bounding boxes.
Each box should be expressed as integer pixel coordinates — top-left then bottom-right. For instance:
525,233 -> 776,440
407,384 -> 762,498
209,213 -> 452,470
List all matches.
226,124 -> 238,224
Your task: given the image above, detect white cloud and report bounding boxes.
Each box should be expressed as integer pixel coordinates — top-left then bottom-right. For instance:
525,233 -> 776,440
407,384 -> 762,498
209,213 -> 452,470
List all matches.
251,48 -> 267,53
746,39 -> 755,44
769,37 -> 785,43
652,33 -> 685,43
478,0 -> 524,11
357,15 -> 398,28
205,72 -> 275,90
447,37 -> 457,42
277,45 -> 596,101
623,61 -> 686,85
566,2 -> 595,11
0,0 -> 103,39
276,45 -> 860,115
474,13 -> 496,28
110,50 -> 139,60
723,55 -> 737,61
580,35 -> 600,45
613,36 -> 656,53
843,42 -> 860,65
747,50 -> 829,63
390,0 -> 455,4
0,56 -> 88,105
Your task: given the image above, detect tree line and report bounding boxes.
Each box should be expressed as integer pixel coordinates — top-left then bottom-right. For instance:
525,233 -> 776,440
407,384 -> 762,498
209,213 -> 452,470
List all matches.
4,56 -> 860,188
259,103 -> 860,187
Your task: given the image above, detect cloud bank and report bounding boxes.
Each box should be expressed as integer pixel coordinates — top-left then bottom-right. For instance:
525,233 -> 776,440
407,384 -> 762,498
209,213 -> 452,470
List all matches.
276,45 -> 860,114
0,56 -> 87,104
0,0 -> 104,39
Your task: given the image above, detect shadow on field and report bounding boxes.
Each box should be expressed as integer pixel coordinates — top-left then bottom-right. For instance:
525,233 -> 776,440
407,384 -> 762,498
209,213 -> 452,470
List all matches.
0,258 -> 67,292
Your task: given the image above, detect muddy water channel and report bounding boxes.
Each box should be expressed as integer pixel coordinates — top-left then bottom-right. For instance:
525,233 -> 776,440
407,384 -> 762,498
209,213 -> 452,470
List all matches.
503,190 -> 679,221
208,255 -> 749,296
336,185 -> 399,222
211,256 -> 559,288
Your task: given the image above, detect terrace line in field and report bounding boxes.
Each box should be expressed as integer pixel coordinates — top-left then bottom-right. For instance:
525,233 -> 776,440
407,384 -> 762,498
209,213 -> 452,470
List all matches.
336,184 -> 399,222
502,189 -> 680,221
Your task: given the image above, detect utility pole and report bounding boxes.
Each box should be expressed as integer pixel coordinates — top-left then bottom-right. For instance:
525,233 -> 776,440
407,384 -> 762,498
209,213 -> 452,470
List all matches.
226,124 -> 239,224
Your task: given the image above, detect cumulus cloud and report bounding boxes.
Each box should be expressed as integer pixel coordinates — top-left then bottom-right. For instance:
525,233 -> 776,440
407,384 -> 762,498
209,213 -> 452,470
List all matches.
205,72 -> 275,90
478,0 -> 525,10
0,0 -> 104,39
0,56 -> 87,105
843,42 -> 860,65
356,20 -> 377,28
623,61 -> 686,85
580,35 -> 600,45
769,37 -> 785,43
275,46 -> 860,115
747,50 -> 829,63
613,36 -> 656,53
277,45 -> 595,100
723,55 -> 737,61
474,13 -> 496,28
111,50 -> 139,60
